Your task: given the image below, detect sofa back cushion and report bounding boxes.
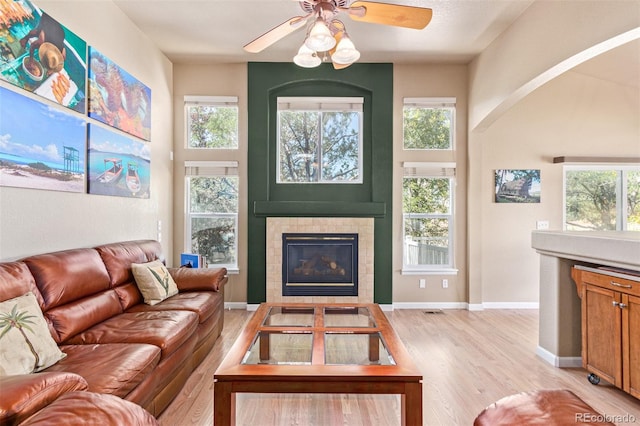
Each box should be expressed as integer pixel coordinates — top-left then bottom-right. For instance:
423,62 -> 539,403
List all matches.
96,240 -> 164,310
23,248 -> 122,344
0,262 -> 44,306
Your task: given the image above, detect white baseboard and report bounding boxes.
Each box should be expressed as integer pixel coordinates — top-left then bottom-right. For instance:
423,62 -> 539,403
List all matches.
536,345 -> 582,367
393,302 -> 468,310
482,302 -> 539,309
224,302 -> 248,310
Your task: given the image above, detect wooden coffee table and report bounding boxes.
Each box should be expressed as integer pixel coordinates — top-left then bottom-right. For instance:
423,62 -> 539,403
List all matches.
214,303 -> 423,425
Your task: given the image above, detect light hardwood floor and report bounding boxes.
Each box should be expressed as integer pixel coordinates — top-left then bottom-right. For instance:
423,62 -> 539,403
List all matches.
158,308 -> 640,425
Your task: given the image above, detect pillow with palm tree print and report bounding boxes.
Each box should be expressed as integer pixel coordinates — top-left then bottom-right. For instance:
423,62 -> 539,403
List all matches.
0,292 -> 66,376
131,260 -> 179,305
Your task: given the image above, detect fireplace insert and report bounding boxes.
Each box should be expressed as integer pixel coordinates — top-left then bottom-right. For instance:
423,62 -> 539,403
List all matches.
282,233 -> 358,296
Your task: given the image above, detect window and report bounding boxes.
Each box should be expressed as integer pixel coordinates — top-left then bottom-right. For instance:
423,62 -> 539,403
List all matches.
185,96 -> 238,149
564,166 -> 640,231
277,97 -> 363,183
402,163 -> 456,272
185,161 -> 238,270
403,98 -> 455,150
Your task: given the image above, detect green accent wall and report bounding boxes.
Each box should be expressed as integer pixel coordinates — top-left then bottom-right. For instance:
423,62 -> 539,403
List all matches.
248,62 -> 393,304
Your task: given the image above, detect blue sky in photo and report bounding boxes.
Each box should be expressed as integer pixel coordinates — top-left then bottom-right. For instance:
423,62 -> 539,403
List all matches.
0,86 -> 85,169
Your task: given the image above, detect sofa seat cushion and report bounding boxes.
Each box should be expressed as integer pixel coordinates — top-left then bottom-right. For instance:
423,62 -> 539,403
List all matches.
46,343 -> 161,398
126,291 -> 221,324
20,391 -> 158,426
64,310 -> 199,358
0,372 -> 87,425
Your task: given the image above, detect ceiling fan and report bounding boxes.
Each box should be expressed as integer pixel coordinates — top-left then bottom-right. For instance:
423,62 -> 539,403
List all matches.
243,0 -> 433,69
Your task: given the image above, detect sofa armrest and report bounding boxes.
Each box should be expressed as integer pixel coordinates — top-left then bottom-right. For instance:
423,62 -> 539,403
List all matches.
0,372 -> 88,425
168,267 -> 228,292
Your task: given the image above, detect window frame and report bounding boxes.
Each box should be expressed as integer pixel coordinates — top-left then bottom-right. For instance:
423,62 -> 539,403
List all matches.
402,97 -> 456,151
184,95 -> 239,150
401,162 -> 457,274
563,164 -> 640,231
184,161 -> 239,272
276,96 -> 364,184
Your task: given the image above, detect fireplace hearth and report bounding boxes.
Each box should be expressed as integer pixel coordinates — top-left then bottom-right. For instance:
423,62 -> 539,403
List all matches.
282,233 -> 358,296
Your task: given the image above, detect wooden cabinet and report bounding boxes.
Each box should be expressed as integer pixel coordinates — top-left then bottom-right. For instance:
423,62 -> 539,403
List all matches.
572,265 -> 640,399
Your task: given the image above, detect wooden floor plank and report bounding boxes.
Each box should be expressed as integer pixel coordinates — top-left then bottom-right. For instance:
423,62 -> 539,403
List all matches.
159,308 -> 640,425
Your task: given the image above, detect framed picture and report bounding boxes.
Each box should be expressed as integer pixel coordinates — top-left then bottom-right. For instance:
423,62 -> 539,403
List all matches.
0,86 -> 86,192
87,47 -> 151,141
87,124 -> 150,198
0,0 -> 87,113
494,169 -> 541,203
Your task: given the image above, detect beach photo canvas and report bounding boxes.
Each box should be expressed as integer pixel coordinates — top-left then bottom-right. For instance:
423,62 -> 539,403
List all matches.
88,47 -> 151,141
0,86 -> 86,192
0,0 -> 87,113
87,124 -> 150,199
494,169 -> 541,203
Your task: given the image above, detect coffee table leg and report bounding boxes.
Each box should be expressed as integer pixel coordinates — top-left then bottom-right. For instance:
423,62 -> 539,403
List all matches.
214,381 -> 235,426
401,382 -> 423,426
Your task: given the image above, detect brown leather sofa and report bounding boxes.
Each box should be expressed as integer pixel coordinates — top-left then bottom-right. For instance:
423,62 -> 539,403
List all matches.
0,240 -> 228,424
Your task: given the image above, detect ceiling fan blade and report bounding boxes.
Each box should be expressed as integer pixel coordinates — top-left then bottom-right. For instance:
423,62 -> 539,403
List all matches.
348,1 -> 433,30
244,16 -> 309,53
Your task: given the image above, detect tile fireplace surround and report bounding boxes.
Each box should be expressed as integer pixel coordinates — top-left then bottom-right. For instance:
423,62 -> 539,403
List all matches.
266,217 -> 374,303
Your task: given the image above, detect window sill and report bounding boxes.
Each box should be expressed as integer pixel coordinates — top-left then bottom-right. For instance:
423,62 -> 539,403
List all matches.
207,266 -> 239,274
402,268 -> 458,276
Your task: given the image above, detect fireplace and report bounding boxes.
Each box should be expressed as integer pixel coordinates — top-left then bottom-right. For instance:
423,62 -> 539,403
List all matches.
282,233 -> 358,296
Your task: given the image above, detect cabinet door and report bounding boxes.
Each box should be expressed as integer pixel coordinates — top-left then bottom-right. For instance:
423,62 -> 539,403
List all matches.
583,284 -> 622,387
622,294 -> 640,398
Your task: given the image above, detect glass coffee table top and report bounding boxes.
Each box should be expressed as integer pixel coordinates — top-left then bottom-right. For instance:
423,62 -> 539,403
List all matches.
242,305 -> 394,366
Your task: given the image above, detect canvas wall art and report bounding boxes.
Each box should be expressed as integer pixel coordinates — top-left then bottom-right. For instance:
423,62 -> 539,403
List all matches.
0,86 -> 86,192
87,124 -> 150,198
494,169 -> 541,203
0,0 -> 87,112
88,47 -> 151,141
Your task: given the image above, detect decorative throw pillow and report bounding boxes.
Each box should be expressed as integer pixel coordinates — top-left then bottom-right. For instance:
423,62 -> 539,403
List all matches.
0,292 -> 66,376
131,260 -> 179,305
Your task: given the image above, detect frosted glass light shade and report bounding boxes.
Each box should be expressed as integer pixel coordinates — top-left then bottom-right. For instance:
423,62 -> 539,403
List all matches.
331,35 -> 360,65
293,44 -> 321,68
305,19 -> 336,52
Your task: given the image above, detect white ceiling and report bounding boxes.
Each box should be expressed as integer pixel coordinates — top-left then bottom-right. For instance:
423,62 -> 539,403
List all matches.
111,0 -> 638,87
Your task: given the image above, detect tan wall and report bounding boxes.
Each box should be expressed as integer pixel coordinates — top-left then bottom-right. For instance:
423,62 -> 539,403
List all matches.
171,63 -> 248,304
392,64 -> 469,305
0,2 -> 174,260
476,70 -> 640,304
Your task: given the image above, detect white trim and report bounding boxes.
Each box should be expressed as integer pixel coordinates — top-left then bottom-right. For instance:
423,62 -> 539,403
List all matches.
378,304 -> 394,312
185,95 -> 238,104
482,302 -> 539,309
403,97 -> 456,107
246,304 -> 260,311
185,160 -> 238,169
393,302 -> 468,310
224,302 -> 247,310
468,303 -> 484,311
402,268 -> 458,276
536,346 -> 582,368
403,162 -> 456,170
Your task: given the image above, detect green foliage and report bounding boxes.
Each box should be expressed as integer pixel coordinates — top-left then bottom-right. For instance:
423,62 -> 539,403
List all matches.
187,105 -> 238,148
565,169 -> 640,231
403,177 -> 450,214
403,107 -> 451,149
189,177 -> 238,214
278,110 -> 360,182
192,219 -> 236,264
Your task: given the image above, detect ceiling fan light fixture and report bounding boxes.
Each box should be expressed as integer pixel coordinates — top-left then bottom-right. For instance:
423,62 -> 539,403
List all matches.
305,18 -> 336,52
331,34 -> 360,65
293,44 -> 321,68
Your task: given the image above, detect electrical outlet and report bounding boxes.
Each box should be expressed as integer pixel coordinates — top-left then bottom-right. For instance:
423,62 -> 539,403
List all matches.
536,220 -> 549,230
442,279 -> 448,288
419,279 -> 426,289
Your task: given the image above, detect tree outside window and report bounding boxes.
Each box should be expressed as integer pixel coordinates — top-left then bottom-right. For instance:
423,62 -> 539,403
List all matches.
187,175 -> 238,267
565,167 -> 640,231
277,97 -> 362,183
185,96 -> 238,149
403,176 -> 454,268
403,99 -> 455,150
